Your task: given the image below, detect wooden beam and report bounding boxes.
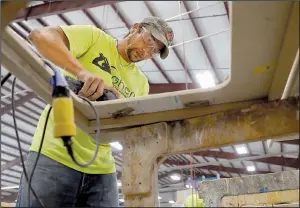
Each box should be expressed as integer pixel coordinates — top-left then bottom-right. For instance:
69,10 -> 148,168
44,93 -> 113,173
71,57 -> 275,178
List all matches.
1,1 -> 28,30
89,99 -> 265,132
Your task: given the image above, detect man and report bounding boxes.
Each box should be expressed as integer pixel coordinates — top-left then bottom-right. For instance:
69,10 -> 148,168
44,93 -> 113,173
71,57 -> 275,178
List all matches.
16,16 -> 173,207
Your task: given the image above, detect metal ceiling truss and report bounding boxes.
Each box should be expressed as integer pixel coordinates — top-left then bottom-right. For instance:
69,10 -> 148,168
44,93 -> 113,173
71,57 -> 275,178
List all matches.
144,1 -> 196,84
182,1 -> 222,84
164,155 -> 299,169
14,1 -> 124,22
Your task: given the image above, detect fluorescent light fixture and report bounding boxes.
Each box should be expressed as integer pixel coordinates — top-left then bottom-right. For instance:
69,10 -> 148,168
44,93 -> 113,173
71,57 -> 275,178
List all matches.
169,200 -> 176,204
158,196 -> 162,200
110,142 -> 123,151
235,145 -> 248,154
1,185 -> 19,190
196,71 -> 215,89
119,199 -> 124,202
117,181 -> 122,187
247,165 -> 256,172
170,173 -> 181,181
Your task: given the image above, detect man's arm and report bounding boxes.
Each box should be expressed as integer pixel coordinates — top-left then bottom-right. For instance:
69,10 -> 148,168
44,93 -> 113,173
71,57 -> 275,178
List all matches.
28,26 -> 83,77
28,26 -> 120,100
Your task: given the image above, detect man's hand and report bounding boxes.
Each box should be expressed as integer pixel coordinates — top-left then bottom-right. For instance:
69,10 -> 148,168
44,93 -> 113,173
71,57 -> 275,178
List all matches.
76,70 -> 120,101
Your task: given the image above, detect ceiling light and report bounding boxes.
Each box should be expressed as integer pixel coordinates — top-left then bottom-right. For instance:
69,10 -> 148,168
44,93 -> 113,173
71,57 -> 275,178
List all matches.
117,181 -> 122,187
170,173 -> 181,181
1,185 -> 19,190
110,142 -> 123,151
235,145 -> 248,154
119,199 -> 124,202
169,200 -> 176,204
247,165 -> 256,172
158,196 -> 162,200
185,184 -> 192,188
196,71 -> 216,89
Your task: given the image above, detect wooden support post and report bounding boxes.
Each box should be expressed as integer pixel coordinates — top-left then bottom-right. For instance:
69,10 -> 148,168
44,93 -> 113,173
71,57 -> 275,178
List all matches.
121,98 -> 299,207
122,123 -> 168,206
1,1 -> 28,30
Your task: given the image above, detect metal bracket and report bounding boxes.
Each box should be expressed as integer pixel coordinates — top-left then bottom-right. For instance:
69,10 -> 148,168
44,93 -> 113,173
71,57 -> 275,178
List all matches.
112,107 -> 134,119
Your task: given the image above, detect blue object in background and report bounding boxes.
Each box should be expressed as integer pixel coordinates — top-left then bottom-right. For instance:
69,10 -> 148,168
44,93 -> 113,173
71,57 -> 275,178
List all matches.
259,187 -> 268,193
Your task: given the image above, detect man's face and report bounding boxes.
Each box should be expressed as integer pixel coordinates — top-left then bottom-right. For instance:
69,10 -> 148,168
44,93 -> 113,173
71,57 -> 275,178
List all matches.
125,25 -> 165,62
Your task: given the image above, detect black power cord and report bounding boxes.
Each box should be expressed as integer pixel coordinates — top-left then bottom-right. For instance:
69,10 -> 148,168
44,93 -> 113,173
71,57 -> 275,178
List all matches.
62,95 -> 101,167
1,72 -> 12,86
9,57 -> 102,205
11,77 -> 44,207
27,106 -> 52,206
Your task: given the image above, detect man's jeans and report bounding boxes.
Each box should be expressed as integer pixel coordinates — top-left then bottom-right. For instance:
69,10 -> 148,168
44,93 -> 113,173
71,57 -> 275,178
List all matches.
16,152 -> 119,207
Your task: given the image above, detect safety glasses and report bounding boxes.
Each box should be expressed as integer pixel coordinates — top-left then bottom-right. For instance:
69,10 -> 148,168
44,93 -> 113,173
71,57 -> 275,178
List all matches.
141,27 -> 161,58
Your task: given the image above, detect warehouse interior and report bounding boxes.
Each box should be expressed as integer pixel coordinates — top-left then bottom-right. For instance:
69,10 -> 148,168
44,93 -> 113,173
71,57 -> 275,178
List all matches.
1,1 -> 299,207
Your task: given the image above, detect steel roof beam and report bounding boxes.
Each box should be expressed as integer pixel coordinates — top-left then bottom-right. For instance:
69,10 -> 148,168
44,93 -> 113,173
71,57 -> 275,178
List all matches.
149,83 -> 198,94
158,170 -> 222,181
1,140 -> 29,153
17,21 -> 31,33
82,9 -> 103,30
182,1 -> 222,84
1,192 -> 18,203
14,1 -> 124,22
9,24 -> 28,40
1,83 -> 45,111
280,139 -> 299,145
224,1 -> 230,20
1,154 -> 27,172
164,153 -> 299,169
144,1 -> 195,84
1,92 -> 36,116
36,18 -> 48,27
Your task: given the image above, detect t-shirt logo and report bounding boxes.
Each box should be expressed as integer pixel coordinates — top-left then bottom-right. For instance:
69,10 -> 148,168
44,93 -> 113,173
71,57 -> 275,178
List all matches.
92,53 -> 111,74
112,76 -> 135,98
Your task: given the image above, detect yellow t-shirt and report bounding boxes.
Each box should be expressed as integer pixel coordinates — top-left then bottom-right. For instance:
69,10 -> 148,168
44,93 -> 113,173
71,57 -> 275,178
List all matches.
30,25 -> 149,174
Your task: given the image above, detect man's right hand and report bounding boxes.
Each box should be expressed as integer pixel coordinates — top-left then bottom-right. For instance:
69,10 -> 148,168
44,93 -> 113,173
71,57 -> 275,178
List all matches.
76,70 -> 120,101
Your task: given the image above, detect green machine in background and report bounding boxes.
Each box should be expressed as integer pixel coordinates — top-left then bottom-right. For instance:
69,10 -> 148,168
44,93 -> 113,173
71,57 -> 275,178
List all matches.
184,194 -> 204,207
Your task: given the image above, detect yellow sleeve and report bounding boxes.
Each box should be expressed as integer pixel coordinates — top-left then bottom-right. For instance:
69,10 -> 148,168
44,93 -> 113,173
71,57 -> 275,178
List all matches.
59,25 -> 103,58
142,81 -> 150,96
139,78 -> 150,96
